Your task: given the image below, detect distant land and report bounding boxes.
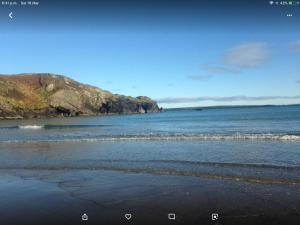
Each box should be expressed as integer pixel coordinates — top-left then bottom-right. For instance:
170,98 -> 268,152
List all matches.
166,104 -> 300,111
0,73 -> 161,119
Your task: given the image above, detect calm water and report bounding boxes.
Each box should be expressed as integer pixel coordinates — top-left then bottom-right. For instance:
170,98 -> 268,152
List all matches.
0,105 -> 300,142
0,105 -> 300,183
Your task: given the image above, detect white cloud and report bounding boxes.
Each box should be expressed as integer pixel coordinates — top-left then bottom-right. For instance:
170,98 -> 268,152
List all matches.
222,42 -> 269,68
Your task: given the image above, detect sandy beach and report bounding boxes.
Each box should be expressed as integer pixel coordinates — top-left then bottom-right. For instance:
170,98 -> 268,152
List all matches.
0,169 -> 299,225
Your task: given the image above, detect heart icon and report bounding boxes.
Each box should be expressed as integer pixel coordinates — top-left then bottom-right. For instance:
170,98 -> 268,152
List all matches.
125,213 -> 132,220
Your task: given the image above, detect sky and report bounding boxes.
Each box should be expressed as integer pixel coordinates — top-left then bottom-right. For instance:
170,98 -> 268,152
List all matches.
0,0 -> 300,108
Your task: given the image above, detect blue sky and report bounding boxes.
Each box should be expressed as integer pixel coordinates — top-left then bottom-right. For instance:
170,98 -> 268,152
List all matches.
0,0 -> 300,108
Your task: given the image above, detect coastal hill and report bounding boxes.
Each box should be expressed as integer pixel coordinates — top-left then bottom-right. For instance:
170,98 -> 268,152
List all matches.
0,73 -> 160,119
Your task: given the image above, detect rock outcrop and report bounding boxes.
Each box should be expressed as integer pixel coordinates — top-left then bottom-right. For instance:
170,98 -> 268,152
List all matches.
0,73 -> 161,119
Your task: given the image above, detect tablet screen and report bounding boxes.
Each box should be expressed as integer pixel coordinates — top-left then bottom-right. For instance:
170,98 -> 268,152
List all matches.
0,1 -> 299,225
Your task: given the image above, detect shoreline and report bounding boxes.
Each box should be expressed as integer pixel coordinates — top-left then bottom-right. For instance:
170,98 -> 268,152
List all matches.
0,169 -> 299,225
0,167 -> 299,186
0,110 -> 162,120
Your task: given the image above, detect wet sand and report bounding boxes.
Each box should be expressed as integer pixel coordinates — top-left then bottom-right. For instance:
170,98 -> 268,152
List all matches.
0,169 -> 299,225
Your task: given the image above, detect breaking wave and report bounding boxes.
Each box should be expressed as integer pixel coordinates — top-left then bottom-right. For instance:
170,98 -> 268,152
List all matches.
7,134 -> 300,142
0,124 -> 109,130
74,133 -> 300,141
2,133 -> 300,143
18,125 -> 44,129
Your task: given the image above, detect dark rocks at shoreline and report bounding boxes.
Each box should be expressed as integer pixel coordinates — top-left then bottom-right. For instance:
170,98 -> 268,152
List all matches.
0,73 -> 162,119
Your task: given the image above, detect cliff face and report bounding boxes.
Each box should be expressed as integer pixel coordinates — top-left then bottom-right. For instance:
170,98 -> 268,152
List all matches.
0,73 -> 160,119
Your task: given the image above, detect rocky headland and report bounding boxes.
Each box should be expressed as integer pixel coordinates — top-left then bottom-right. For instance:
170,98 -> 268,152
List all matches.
0,73 -> 161,119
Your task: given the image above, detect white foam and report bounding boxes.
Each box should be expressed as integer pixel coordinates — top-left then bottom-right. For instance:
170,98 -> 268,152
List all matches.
2,133 -> 300,143
18,125 -> 44,129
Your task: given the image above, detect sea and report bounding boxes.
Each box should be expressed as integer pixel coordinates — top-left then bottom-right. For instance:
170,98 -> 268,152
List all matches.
0,105 -> 300,225
0,105 -> 299,183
